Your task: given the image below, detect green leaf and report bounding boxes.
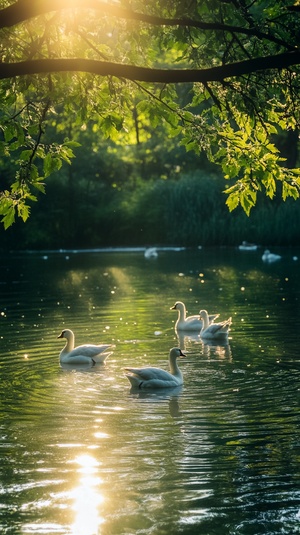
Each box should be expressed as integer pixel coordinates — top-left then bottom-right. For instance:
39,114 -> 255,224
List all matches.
282,182 -> 299,201
3,125 -> 16,142
43,154 -> 62,177
240,191 -> 255,216
225,192 -> 240,212
19,150 -> 33,162
18,202 -> 30,222
1,204 -> 15,230
63,140 -> 81,148
33,182 -> 46,194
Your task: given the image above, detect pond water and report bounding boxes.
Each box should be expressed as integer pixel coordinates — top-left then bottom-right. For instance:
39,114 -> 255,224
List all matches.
0,247 -> 299,535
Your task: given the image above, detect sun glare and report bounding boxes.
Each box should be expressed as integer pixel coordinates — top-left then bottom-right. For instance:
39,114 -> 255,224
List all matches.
71,454 -> 105,535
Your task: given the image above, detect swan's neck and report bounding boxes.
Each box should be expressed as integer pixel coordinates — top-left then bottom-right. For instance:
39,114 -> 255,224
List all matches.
202,314 -> 210,329
177,306 -> 186,321
63,334 -> 74,353
169,357 -> 181,377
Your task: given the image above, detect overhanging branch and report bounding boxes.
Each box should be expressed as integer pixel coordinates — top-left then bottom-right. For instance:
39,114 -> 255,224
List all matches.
0,52 -> 299,84
0,0 -> 295,51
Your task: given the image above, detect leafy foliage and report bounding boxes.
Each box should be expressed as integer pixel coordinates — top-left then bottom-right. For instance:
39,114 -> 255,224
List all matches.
0,0 -> 299,227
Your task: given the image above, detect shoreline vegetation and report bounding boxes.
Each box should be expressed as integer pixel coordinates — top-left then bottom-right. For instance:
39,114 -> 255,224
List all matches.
1,171 -> 300,251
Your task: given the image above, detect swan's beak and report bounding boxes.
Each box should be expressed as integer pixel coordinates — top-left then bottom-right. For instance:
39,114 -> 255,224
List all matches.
170,304 -> 176,310
57,332 -> 64,339
179,350 -> 186,358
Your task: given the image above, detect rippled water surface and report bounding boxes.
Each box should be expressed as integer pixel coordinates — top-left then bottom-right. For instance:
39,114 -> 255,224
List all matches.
0,247 -> 299,535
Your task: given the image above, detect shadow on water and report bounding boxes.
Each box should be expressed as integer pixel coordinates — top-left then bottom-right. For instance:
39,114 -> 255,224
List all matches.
0,247 -> 299,534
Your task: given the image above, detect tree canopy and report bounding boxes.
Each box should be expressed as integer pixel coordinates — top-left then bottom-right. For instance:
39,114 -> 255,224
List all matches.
0,0 -> 300,228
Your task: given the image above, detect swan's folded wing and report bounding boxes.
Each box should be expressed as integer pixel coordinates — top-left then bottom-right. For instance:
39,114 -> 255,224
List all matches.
124,366 -> 172,381
221,318 -> 232,329
186,314 -> 201,322
70,344 -> 111,358
207,319 -> 231,334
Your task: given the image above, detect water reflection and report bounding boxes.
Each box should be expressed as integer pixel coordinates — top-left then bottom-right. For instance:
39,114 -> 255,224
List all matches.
70,454 -> 104,535
200,339 -> 232,361
176,329 -> 201,350
130,385 -> 183,399
175,330 -> 232,361
60,361 -> 105,372
130,386 -> 183,418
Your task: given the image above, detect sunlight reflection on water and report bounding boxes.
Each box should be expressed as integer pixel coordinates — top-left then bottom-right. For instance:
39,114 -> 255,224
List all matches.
70,454 -> 104,535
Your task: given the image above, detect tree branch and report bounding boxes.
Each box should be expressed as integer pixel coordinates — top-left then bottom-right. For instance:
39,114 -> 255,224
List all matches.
0,52 -> 299,84
28,98 -> 50,168
0,0 -> 295,51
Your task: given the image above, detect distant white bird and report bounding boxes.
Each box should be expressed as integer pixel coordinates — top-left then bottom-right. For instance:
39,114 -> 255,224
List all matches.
124,347 -> 186,389
57,329 -> 112,365
199,310 -> 232,340
144,247 -> 158,259
171,301 -> 219,331
262,249 -> 281,263
238,241 -> 258,251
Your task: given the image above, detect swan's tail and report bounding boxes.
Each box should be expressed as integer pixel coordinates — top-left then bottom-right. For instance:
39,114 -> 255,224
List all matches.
93,351 -> 113,363
125,374 -> 143,389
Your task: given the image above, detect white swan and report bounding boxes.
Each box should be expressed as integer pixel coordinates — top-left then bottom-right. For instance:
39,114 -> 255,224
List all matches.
124,347 -> 186,389
58,329 -> 112,365
238,241 -> 258,251
262,249 -> 281,263
199,310 -> 232,340
171,301 -> 219,331
144,247 -> 158,259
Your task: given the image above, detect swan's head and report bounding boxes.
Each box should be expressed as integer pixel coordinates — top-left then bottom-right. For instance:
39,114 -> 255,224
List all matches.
57,329 -> 73,340
170,301 -> 185,311
199,310 -> 209,320
170,347 -> 186,359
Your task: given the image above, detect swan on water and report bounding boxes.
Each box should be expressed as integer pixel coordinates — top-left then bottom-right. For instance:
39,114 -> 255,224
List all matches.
199,310 -> 232,340
238,241 -> 258,251
144,247 -> 158,259
124,347 -> 186,389
262,250 -> 281,263
171,301 -> 219,331
57,329 -> 113,365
